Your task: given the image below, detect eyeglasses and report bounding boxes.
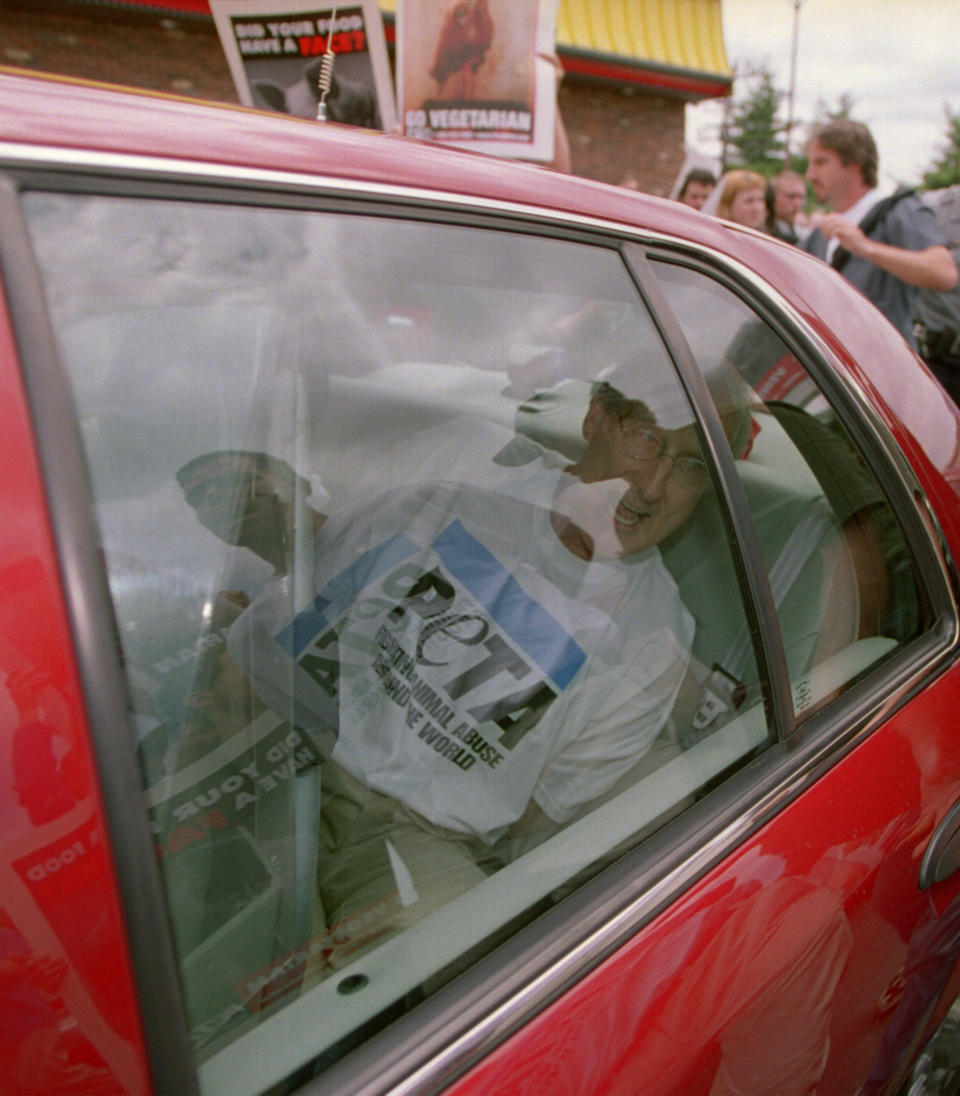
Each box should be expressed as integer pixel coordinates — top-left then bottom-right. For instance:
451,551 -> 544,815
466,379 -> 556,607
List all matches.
615,416 -> 709,488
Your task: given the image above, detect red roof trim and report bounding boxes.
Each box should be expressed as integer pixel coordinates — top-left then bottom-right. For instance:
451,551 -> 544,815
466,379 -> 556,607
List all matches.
558,51 -> 730,99
72,0 -> 211,14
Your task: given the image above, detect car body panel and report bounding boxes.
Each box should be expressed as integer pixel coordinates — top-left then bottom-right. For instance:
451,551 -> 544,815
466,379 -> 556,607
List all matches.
442,672 -> 960,1096
0,275 -> 150,1093
2,69 -> 960,1096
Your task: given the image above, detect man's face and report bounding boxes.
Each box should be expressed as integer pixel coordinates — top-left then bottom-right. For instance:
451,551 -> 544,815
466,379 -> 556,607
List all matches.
680,181 -> 713,210
556,401 -> 709,560
775,179 -> 806,222
806,141 -> 861,211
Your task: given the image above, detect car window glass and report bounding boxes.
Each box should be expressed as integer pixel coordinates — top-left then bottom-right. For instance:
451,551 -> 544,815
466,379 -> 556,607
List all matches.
23,191 -> 767,1093
653,260 -> 931,721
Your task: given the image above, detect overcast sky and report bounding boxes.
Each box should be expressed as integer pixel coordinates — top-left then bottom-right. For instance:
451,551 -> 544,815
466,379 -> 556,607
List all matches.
686,0 -> 960,189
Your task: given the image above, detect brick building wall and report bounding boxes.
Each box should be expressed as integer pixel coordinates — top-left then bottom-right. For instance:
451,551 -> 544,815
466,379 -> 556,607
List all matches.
0,0 -> 688,196
559,82 -> 685,196
0,1 -> 236,102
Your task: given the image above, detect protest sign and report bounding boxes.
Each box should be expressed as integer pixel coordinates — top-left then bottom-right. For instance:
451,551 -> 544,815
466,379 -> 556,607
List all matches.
210,1 -> 396,131
397,0 -> 559,161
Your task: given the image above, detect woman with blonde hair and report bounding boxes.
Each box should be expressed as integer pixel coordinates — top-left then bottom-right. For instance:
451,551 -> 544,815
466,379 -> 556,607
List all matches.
703,170 -> 768,229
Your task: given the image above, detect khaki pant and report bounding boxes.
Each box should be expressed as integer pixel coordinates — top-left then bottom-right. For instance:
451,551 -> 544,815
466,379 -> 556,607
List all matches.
315,764 -> 500,966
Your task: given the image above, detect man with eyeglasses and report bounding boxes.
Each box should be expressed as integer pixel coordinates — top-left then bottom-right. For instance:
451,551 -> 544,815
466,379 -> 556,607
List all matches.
184,381 -> 738,962
551,382 -> 710,562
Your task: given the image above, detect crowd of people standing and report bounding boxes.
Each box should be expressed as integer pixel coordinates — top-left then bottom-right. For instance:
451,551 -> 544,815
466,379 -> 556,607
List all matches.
674,119 -> 960,404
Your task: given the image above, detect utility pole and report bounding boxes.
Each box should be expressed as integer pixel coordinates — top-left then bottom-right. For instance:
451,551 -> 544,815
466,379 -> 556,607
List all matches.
784,0 -> 804,164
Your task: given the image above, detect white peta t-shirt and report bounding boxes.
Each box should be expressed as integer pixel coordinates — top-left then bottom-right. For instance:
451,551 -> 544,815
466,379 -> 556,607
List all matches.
229,470 -> 693,841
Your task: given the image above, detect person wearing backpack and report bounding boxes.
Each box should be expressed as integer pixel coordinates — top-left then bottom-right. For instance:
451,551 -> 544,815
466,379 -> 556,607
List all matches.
914,174 -> 960,405
803,119 -> 957,350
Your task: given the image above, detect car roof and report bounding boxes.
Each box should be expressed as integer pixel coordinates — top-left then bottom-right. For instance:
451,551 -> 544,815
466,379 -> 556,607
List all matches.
0,68 -> 754,248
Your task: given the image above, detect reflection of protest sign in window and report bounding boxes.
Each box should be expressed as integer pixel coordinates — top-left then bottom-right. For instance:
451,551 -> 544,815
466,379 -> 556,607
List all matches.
146,713 -> 321,861
210,1 -> 396,131
145,711 -> 325,1049
398,0 -> 559,162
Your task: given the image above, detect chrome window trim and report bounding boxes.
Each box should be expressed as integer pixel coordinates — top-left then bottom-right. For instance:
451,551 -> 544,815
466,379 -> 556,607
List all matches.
3,148 -> 957,1096
5,138 -> 703,229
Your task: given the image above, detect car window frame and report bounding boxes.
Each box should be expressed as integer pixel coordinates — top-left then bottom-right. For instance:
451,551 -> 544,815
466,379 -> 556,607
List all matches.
641,246 -> 959,714
1,155 -> 957,1096
621,243 -> 795,736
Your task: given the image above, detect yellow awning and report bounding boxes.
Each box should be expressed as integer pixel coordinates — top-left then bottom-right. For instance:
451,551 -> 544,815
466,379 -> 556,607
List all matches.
379,0 -> 731,99
556,0 -> 730,79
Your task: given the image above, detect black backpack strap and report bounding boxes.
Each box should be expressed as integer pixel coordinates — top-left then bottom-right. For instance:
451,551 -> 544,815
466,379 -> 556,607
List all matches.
832,187 -> 915,273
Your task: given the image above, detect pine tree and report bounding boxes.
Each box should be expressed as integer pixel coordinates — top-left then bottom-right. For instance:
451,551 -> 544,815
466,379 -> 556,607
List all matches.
922,106 -> 960,190
723,66 -> 785,175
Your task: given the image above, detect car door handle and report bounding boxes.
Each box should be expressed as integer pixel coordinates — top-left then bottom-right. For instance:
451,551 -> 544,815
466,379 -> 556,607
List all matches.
919,799 -> 960,889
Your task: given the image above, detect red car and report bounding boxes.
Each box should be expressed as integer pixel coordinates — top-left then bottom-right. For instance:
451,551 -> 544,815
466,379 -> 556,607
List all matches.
3,69 -> 960,1096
